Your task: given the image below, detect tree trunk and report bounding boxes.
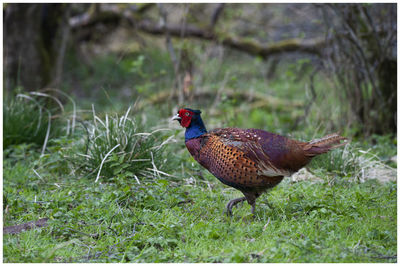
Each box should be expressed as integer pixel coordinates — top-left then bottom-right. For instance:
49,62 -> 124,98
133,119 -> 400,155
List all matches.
4,3 -> 66,92
377,57 -> 397,134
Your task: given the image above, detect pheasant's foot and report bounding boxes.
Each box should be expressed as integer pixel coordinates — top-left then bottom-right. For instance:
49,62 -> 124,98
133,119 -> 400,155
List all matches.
226,197 -> 246,216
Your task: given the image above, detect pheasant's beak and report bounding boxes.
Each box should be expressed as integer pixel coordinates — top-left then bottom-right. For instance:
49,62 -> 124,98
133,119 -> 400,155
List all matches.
171,113 -> 182,122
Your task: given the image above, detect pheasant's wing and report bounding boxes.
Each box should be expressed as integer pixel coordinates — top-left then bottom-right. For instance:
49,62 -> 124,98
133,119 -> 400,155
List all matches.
206,128 -> 303,177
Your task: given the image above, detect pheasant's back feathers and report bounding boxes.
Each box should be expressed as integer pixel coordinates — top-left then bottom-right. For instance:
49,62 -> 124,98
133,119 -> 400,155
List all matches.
208,128 -> 311,174
210,128 -> 262,142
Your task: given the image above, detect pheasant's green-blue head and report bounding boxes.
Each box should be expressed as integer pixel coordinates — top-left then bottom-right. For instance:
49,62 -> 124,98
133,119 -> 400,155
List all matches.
172,108 -> 207,141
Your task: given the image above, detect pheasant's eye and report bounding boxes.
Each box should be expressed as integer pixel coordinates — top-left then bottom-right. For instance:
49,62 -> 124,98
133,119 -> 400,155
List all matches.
185,112 -> 190,116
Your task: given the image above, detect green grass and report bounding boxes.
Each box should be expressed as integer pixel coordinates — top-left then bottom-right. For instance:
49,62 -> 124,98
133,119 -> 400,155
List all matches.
66,107 -> 172,181
3,96 -> 58,150
3,50 -> 397,262
3,138 -> 397,262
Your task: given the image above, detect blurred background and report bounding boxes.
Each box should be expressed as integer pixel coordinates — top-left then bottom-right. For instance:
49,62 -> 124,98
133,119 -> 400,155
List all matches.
4,3 -> 397,139
3,3 -> 397,154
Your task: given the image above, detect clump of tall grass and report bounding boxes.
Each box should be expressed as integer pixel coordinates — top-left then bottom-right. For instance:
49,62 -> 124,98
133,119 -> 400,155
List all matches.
76,106 -> 173,183
4,89 -> 78,155
4,94 -> 64,154
4,96 -> 49,149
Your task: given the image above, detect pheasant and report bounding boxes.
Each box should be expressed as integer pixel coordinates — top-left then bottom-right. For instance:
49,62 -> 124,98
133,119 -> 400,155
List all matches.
172,108 -> 347,215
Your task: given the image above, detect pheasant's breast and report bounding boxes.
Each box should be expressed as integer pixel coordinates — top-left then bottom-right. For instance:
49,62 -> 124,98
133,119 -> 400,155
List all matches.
197,135 -> 286,190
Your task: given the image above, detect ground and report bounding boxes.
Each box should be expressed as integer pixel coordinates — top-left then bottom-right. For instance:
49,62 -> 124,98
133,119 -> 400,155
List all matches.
3,147 -> 397,262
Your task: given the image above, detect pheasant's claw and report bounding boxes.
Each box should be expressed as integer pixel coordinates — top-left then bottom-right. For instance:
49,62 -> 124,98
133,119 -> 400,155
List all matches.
226,197 -> 246,216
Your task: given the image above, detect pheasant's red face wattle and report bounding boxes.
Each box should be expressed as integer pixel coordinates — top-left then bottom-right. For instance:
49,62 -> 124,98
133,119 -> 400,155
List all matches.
178,109 -> 195,128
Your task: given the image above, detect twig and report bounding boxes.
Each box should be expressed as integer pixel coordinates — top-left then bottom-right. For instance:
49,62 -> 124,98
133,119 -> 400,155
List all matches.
263,217 -> 271,231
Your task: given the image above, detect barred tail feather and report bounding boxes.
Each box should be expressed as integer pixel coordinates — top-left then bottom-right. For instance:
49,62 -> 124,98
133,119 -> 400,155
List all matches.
303,133 -> 347,156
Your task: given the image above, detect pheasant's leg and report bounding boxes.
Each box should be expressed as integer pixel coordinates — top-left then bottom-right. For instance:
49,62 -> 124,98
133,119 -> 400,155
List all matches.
226,197 -> 246,216
251,202 -> 256,215
242,191 -> 258,216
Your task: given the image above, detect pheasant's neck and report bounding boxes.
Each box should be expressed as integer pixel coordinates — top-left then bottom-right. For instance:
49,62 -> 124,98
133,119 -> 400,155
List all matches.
185,117 -> 207,141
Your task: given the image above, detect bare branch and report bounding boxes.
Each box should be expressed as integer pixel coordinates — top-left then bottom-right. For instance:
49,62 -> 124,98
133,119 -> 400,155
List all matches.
137,19 -> 324,59
210,3 -> 225,28
69,6 -> 324,60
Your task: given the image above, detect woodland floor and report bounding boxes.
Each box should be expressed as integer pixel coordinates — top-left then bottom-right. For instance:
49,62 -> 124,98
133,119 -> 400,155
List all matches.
3,149 -> 397,263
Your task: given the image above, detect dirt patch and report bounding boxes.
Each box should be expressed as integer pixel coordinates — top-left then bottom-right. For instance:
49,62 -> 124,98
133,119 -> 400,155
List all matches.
4,218 -> 49,235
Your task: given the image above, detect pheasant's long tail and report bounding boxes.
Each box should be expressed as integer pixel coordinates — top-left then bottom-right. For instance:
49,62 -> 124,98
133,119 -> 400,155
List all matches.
302,133 -> 348,156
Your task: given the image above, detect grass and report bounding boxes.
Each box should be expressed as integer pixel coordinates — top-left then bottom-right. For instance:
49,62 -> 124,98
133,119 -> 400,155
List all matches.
3,150 -> 397,262
66,106 -> 172,181
3,90 -> 76,153
3,49 -> 397,262
4,96 -> 54,150
3,109 -> 397,262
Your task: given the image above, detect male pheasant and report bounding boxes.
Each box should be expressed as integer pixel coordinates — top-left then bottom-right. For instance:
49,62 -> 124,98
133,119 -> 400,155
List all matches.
172,108 -> 347,215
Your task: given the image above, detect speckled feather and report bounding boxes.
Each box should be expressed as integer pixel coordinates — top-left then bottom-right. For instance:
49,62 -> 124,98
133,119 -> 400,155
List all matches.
185,128 -> 313,193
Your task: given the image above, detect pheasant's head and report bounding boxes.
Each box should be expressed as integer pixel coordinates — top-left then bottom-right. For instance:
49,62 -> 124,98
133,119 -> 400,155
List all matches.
172,108 -> 207,140
172,108 -> 202,128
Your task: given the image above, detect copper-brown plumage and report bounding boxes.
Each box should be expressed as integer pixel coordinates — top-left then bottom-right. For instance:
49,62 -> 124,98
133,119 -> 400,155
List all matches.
173,108 -> 347,215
